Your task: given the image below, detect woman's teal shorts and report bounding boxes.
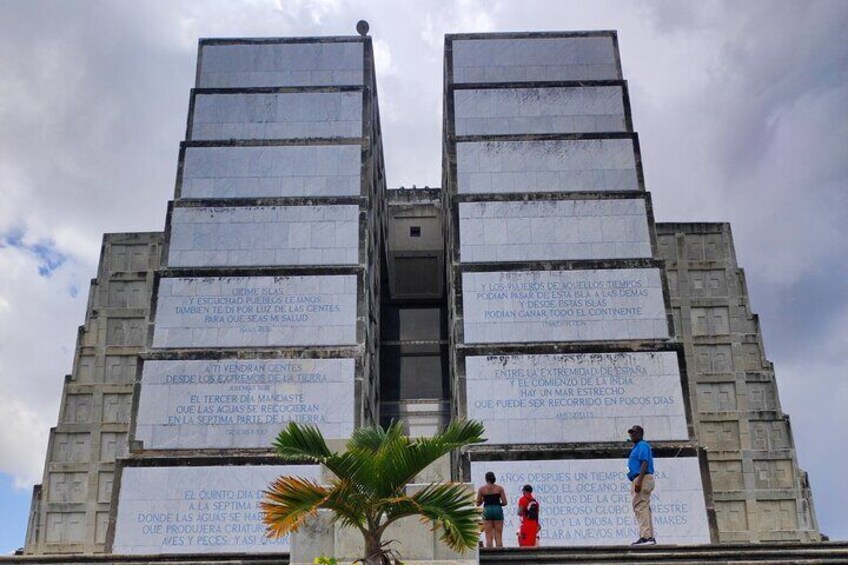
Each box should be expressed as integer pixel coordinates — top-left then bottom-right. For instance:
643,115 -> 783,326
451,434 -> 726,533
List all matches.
482,504 -> 504,521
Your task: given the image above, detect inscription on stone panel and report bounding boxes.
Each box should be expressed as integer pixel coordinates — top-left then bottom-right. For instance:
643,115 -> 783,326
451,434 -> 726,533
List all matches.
191,92 -> 362,140
46,512 -> 86,543
716,500 -> 748,532
48,472 -> 88,503
153,275 -> 357,348
470,458 -> 709,547
462,269 -> 668,343
167,206 -> 359,268
750,421 -> 790,451
459,200 -> 651,262
456,139 -> 639,194
466,352 -> 687,443
113,465 -> 321,554
136,358 -> 355,448
181,145 -> 362,199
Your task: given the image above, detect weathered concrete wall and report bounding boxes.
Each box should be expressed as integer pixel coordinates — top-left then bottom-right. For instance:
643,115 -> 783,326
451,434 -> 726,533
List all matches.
24,233 -> 163,555
657,222 -> 820,542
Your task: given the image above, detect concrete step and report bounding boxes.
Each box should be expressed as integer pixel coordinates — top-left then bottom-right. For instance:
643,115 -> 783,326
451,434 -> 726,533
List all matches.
480,541 -> 848,564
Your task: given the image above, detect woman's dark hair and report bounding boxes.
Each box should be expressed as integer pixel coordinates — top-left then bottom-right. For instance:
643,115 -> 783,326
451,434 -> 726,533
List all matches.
485,471 -> 496,484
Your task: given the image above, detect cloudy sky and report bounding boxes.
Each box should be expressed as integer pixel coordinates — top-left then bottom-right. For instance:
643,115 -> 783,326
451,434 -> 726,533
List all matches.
0,0 -> 845,552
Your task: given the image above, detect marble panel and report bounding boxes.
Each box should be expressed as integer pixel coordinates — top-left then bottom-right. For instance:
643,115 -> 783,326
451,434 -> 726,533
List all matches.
112,464 -> 321,554
454,86 -> 626,136
456,139 -> 638,194
152,275 -> 357,348
470,457 -> 709,546
180,145 -> 361,199
466,352 -> 687,444
462,269 -> 668,343
459,199 -> 650,262
191,92 -> 362,140
167,206 -> 360,268
452,37 -> 620,83
136,358 -> 355,448
198,42 -> 363,87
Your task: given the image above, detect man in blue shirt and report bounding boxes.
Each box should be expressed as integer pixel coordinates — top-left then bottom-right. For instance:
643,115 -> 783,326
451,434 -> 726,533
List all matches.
627,424 -> 656,545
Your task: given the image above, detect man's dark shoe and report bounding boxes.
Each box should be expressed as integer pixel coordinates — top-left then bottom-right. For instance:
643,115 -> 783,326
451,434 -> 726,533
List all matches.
631,537 -> 656,545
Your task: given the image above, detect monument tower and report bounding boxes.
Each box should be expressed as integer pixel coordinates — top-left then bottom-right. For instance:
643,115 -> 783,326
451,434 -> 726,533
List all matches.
19,28 -> 823,557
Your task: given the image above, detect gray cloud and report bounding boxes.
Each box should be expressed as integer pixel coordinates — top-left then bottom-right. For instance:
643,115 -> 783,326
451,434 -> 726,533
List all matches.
0,0 -> 845,540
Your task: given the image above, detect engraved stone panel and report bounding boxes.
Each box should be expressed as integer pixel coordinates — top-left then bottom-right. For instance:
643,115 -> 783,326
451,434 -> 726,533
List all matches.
693,345 -> 733,373
95,511 -> 110,544
691,307 -> 730,336
452,36 -> 619,83
700,421 -> 741,451
758,500 -> 797,531
63,394 -> 94,424
110,244 -> 149,272
76,355 -> 96,382
748,382 -> 777,411
753,459 -> 794,489
167,206 -> 359,268
454,86 -> 626,136
704,234 -> 723,260
107,281 -> 148,308
181,145 -> 361,199
99,432 -> 128,461
708,460 -> 744,491
715,500 -> 748,532
102,393 -> 132,423
738,343 -> 763,371
98,472 -> 114,503
48,472 -> 88,503
470,457 -> 709,546
689,270 -> 728,298
666,271 -> 679,298
153,275 -> 357,348
750,420 -> 791,451
106,318 -> 146,346
198,42 -> 363,88
696,382 -> 737,412
105,355 -> 137,384
112,465 -> 321,553
456,139 -> 639,194
658,236 -> 676,261
191,92 -> 362,140
685,237 -> 705,261
459,199 -> 650,262
466,352 -> 687,443
136,358 -> 356,448
46,512 -> 86,544
462,268 -> 668,343
52,433 -> 91,463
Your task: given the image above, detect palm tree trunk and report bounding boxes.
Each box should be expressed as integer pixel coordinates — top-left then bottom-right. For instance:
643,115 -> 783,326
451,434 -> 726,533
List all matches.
363,531 -> 387,565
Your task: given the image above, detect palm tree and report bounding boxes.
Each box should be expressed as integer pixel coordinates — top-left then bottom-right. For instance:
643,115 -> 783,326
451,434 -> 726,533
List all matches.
261,419 -> 486,564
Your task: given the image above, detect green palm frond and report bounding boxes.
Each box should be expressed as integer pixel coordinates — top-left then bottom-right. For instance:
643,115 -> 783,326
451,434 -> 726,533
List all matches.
261,476 -> 330,537
381,483 -> 481,551
272,422 -> 333,463
347,422 -> 393,453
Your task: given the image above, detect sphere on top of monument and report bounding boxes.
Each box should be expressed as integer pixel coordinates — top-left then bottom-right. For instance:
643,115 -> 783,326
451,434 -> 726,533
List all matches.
356,20 -> 370,36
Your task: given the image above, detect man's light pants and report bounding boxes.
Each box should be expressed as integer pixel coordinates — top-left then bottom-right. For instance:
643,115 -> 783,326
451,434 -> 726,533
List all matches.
630,474 -> 655,539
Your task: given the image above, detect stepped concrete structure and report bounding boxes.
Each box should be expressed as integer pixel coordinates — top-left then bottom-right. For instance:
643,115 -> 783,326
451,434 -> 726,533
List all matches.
13,27 -> 836,563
